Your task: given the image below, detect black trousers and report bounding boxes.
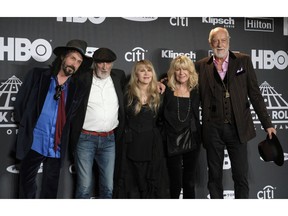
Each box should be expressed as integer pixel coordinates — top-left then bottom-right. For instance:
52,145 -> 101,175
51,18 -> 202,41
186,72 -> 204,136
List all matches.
166,148 -> 200,199
205,123 -> 249,199
19,149 -> 61,198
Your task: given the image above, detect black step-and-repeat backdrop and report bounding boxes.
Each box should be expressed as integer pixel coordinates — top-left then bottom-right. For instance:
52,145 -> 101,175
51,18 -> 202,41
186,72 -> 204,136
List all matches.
0,17 -> 287,199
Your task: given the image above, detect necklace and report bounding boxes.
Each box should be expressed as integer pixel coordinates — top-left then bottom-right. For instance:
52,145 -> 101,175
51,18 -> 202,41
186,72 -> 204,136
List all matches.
141,95 -> 148,104
220,71 -> 230,98
177,96 -> 191,122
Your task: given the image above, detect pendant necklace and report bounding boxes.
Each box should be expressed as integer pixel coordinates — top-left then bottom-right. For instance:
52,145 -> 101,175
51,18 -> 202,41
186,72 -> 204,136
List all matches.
221,71 -> 230,98
177,95 -> 191,122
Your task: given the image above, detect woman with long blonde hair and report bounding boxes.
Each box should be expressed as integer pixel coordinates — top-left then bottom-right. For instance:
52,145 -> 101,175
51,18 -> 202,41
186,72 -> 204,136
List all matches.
118,60 -> 169,198
162,55 -> 201,198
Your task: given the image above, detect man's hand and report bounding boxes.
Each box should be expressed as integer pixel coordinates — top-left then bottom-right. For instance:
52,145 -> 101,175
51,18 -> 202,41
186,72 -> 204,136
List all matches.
266,127 -> 277,139
157,82 -> 166,94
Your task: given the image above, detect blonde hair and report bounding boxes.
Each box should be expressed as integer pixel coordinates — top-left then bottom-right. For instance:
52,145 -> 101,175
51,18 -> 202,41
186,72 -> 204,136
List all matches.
167,55 -> 198,91
126,59 -> 160,115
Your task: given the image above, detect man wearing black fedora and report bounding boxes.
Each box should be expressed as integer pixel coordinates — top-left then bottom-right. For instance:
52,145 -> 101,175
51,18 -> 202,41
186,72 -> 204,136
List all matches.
70,47 -> 126,198
14,39 -> 92,198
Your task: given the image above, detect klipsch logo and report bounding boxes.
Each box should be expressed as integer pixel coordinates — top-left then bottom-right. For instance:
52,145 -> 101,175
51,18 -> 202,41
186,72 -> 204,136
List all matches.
245,18 -> 274,32
161,49 -> 196,61
252,81 -> 288,130
202,17 -> 235,28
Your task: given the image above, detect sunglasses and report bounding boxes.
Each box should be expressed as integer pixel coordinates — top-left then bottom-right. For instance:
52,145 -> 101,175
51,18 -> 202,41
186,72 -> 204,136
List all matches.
54,85 -> 64,100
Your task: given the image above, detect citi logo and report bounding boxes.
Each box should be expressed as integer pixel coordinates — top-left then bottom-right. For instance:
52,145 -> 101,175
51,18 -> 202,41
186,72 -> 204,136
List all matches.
207,190 -> 234,199
0,37 -> 52,62
56,17 -> 106,24
251,49 -> 288,70
170,17 -> 188,27
245,18 -> 274,32
161,50 -> 196,61
202,17 -> 235,28
125,47 -> 147,62
6,163 -> 43,174
122,17 -> 157,22
257,185 -> 276,199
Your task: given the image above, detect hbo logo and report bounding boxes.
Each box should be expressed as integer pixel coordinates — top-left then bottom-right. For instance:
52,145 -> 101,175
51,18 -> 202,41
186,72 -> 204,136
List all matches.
0,37 -> 52,62
252,49 -> 288,70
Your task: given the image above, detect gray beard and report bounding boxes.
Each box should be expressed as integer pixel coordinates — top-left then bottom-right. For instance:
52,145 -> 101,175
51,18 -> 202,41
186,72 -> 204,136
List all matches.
95,70 -> 110,79
213,48 -> 229,59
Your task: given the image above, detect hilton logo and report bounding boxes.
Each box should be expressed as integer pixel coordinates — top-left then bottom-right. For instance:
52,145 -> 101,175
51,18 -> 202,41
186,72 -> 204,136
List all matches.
244,18 -> 274,32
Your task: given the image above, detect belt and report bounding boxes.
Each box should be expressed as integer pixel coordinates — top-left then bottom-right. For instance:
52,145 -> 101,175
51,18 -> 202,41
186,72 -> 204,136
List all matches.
81,129 -> 114,137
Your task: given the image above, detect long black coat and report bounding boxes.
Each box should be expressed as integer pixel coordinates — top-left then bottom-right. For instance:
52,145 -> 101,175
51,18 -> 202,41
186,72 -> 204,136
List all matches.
195,51 -> 273,147
14,67 -> 87,163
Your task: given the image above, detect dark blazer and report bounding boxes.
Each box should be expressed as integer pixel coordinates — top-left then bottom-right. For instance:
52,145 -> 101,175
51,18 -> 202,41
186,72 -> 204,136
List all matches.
69,68 -> 126,155
14,67 -> 86,162
195,51 -> 273,147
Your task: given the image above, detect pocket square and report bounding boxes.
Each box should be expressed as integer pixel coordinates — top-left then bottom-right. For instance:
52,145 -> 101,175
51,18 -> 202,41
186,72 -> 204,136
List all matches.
236,67 -> 245,74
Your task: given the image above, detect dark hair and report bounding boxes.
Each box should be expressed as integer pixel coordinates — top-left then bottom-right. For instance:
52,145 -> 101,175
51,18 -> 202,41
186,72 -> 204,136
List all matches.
50,55 -> 63,76
50,50 -> 91,76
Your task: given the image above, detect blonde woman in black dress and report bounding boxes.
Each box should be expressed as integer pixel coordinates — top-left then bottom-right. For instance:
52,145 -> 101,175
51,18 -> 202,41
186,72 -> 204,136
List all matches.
162,55 -> 201,198
118,60 -> 169,198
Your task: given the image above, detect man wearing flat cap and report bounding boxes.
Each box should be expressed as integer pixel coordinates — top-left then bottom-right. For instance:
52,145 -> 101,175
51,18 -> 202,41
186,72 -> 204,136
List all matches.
14,39 -> 92,198
70,47 -> 126,198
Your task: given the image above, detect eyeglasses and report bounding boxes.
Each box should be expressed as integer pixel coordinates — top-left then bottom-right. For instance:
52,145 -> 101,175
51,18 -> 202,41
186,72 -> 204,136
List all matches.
54,85 -> 64,100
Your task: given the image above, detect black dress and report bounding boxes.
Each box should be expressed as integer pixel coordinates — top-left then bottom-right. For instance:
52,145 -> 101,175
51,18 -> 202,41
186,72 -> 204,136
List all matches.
116,99 -> 169,198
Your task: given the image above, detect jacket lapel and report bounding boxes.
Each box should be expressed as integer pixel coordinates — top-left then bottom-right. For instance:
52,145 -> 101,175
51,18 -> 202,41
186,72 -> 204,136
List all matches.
227,51 -> 238,85
38,69 -> 52,114
206,56 -> 216,96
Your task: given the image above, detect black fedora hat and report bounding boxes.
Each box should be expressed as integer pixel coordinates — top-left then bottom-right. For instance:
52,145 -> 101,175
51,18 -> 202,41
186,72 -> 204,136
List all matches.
53,39 -> 91,63
258,133 -> 284,166
93,47 -> 117,63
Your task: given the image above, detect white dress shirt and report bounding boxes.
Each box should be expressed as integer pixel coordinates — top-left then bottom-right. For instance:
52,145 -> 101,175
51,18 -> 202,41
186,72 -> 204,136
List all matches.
82,75 -> 119,132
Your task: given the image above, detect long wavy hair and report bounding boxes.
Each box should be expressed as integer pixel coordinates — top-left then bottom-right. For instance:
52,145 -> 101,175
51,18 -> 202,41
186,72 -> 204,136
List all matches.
167,55 -> 198,91
126,59 -> 160,115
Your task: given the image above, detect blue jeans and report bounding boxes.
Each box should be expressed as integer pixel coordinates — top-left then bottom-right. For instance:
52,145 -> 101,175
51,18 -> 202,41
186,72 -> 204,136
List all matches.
74,132 -> 115,198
